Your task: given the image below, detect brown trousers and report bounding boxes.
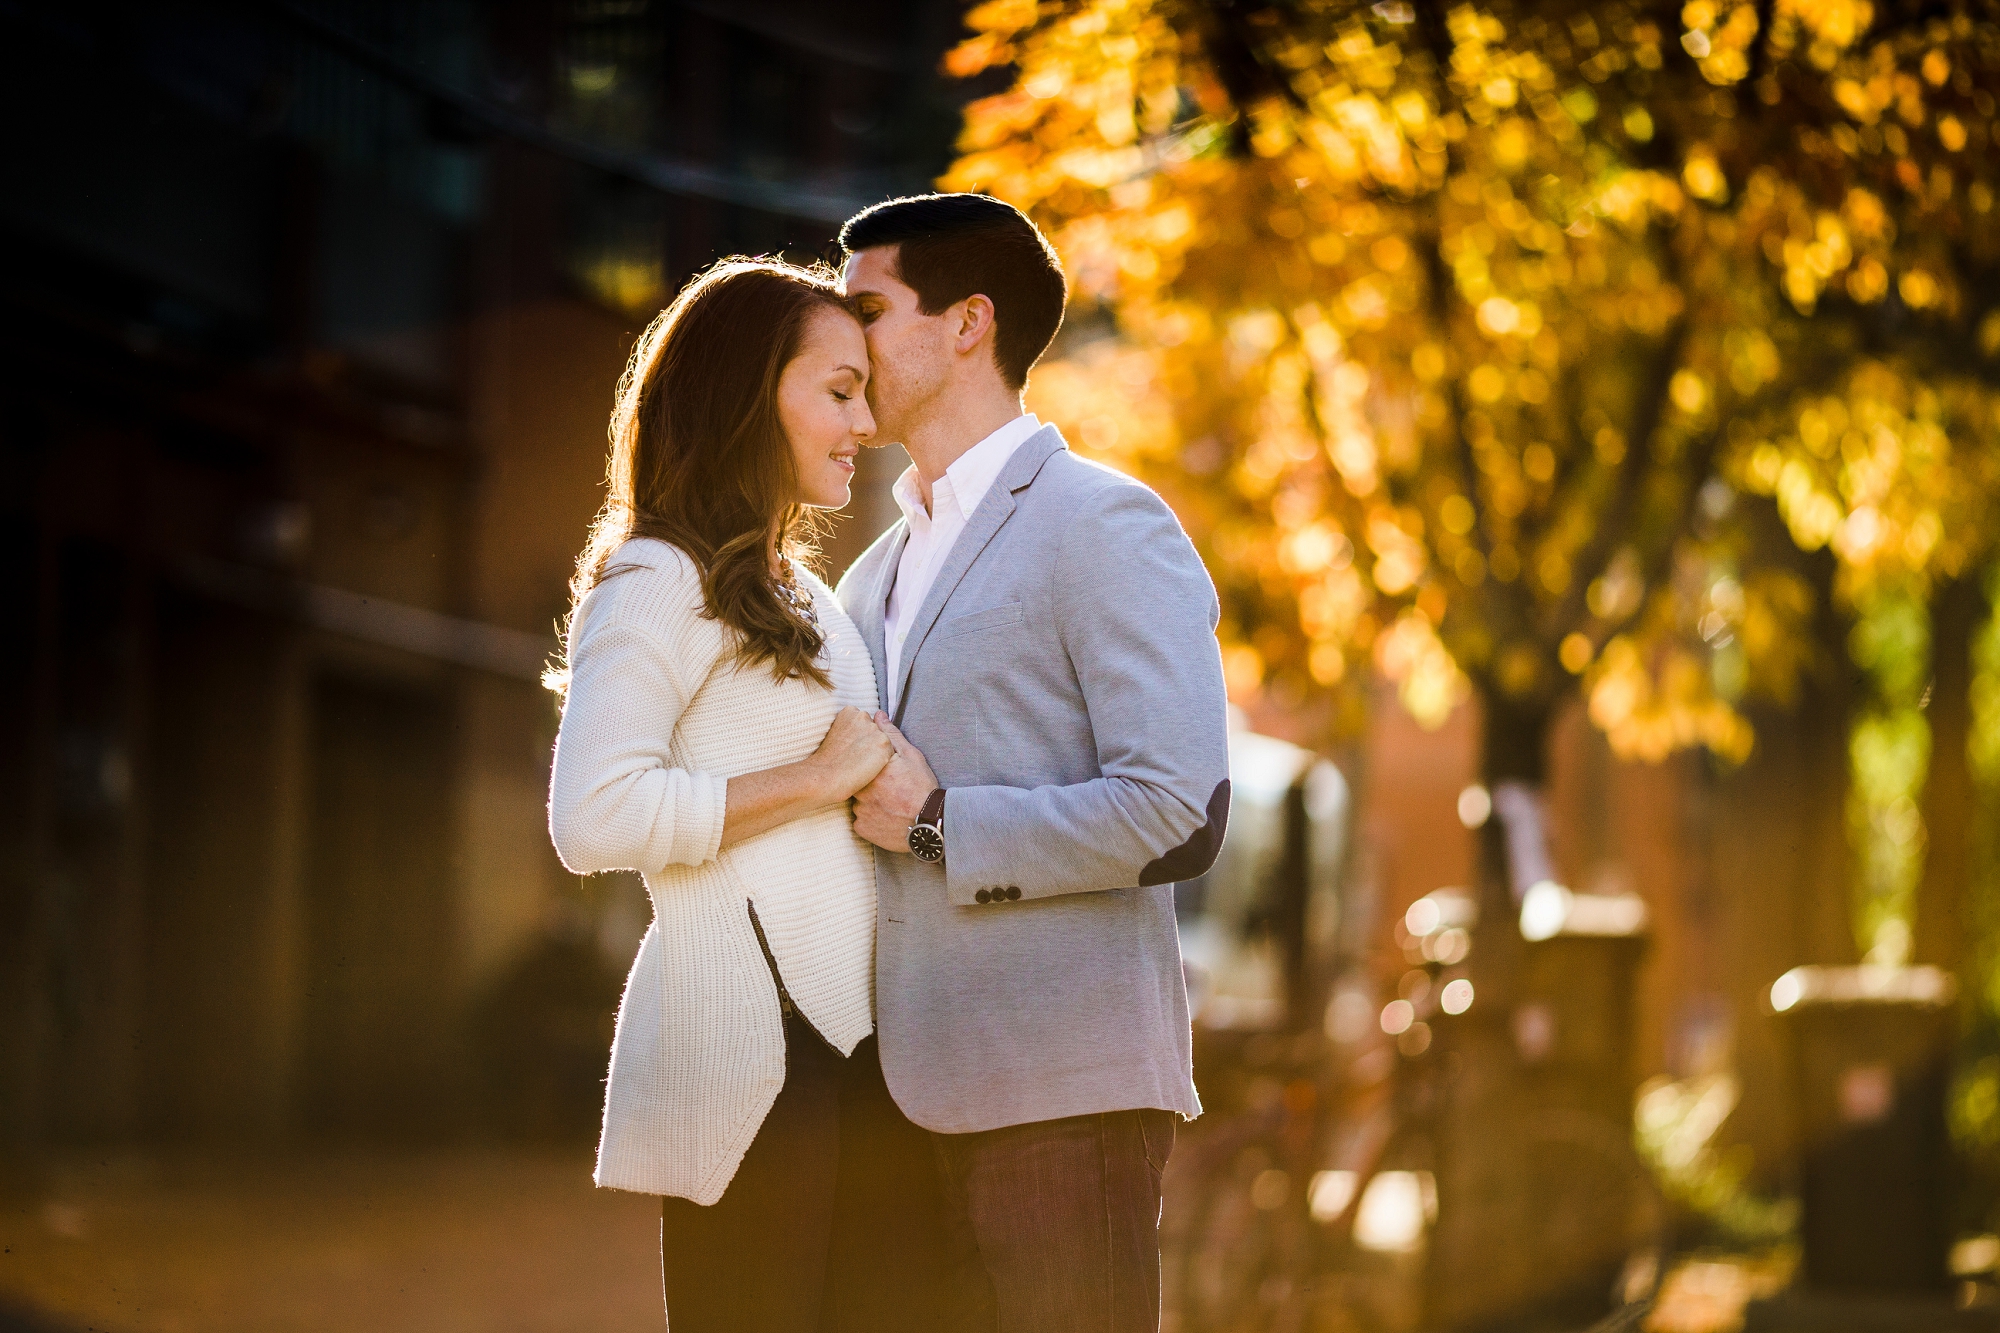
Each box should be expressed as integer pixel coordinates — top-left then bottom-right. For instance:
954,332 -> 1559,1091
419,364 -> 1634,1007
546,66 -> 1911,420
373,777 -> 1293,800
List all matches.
659,1012 -> 951,1332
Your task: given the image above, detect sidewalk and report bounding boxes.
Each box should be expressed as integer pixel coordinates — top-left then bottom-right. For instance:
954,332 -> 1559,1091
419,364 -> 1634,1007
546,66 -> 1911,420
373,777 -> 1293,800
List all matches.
0,1149 -> 663,1333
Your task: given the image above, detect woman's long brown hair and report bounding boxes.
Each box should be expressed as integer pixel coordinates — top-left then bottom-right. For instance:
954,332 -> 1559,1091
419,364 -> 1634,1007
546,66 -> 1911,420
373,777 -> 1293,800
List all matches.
547,258 -> 852,697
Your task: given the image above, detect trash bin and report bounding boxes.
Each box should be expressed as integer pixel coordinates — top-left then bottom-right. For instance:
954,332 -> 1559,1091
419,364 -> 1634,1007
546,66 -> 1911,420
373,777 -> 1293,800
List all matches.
1769,965 -> 1957,1294
1515,882 -> 1651,1123
1426,884 -> 1654,1328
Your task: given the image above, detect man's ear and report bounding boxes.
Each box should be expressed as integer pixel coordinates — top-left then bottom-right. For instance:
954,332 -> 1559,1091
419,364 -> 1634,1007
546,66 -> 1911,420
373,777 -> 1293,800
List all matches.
952,294 -> 997,355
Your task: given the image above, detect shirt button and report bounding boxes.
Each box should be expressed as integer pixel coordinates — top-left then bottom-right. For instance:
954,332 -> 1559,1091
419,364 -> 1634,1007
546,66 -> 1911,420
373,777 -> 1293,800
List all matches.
975,889 -> 992,904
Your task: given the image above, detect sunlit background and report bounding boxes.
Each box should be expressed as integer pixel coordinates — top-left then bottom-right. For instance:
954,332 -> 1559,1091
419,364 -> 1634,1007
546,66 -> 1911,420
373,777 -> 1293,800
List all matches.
6,1 -> 2000,1330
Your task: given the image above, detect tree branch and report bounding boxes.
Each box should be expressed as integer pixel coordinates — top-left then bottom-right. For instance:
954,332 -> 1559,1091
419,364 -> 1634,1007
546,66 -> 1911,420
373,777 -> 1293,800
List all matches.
1540,309 -> 1693,644
1417,219 -> 1492,566
1742,0 -> 1781,95
1601,422 -> 1725,647
1200,0 -> 1313,150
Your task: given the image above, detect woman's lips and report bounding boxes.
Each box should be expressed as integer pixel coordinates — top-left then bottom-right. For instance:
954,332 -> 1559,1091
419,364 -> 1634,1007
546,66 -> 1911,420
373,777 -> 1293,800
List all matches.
832,454 -> 856,473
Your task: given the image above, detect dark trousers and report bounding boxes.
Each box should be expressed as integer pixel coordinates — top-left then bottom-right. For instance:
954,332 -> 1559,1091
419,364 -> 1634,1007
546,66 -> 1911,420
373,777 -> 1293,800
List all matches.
931,1108 -> 1177,1333
659,1011 -> 950,1333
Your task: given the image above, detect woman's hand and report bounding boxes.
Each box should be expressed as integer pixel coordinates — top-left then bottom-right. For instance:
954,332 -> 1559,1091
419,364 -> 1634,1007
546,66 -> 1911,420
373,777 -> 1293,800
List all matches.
811,705 -> 897,801
718,707 -> 893,849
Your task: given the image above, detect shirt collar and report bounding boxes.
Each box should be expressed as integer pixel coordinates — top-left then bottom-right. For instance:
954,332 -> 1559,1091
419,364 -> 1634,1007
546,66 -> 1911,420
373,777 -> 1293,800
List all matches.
892,414 -> 1042,529
890,463 -> 930,531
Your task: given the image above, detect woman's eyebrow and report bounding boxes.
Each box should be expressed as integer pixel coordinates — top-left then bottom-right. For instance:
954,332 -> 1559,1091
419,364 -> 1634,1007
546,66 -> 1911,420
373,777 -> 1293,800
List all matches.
833,363 -> 867,379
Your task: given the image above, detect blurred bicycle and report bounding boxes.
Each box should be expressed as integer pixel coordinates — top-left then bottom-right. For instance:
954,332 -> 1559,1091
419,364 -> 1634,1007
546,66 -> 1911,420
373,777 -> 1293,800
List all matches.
1166,887 -> 1666,1333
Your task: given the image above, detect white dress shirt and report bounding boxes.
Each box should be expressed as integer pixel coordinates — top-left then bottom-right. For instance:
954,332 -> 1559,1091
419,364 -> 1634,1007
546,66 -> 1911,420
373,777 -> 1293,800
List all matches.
883,413 -> 1043,711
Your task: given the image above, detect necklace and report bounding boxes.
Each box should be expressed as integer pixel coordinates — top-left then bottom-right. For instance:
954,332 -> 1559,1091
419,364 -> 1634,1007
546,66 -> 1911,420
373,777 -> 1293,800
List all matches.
776,568 -> 820,633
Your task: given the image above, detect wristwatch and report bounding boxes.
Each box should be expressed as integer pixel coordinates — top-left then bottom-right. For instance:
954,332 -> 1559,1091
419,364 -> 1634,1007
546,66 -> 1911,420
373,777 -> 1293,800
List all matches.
908,788 -> 947,863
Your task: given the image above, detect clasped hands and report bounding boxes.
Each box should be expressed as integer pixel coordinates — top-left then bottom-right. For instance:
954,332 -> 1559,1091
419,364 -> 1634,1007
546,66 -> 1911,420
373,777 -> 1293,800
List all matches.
812,706 -> 939,854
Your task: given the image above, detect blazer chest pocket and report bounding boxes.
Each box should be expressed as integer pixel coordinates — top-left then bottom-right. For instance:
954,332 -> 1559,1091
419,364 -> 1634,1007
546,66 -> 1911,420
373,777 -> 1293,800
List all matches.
940,600 -> 1023,639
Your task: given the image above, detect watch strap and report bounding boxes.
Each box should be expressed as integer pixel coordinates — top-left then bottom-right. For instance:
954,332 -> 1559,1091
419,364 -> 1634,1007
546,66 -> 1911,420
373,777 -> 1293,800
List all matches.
917,787 -> 947,830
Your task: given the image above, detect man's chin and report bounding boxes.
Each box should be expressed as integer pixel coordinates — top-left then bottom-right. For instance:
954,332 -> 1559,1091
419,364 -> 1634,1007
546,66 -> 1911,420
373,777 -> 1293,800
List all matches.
865,400 -> 908,442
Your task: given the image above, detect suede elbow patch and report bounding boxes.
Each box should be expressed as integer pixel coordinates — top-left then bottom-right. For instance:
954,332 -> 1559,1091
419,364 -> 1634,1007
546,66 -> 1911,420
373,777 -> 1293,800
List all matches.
1139,779 -> 1231,887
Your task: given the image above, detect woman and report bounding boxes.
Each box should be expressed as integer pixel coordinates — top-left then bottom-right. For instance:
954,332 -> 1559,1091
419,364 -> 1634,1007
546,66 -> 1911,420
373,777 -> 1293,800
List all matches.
546,258 -> 932,1330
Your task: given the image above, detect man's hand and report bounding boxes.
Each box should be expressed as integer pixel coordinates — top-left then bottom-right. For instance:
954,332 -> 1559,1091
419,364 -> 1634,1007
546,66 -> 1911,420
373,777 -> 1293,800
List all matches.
851,714 -> 940,853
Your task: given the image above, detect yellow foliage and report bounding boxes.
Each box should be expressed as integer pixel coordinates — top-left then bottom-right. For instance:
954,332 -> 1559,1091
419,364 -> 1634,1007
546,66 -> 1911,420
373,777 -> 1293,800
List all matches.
948,0 -> 2000,754
1728,363 -> 2000,605
1587,635 -> 1754,764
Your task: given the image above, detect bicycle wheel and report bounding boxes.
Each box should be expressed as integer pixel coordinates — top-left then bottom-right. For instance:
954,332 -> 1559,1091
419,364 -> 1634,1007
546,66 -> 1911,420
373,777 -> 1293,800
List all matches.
1323,1122 -> 1439,1333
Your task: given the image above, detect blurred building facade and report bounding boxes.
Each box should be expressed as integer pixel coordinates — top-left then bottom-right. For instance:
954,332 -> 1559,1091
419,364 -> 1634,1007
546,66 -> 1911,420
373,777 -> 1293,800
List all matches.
0,0 -> 965,1152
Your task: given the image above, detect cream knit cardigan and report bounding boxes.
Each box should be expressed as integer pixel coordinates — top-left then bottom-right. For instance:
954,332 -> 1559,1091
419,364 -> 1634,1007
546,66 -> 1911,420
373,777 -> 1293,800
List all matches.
548,537 -> 878,1202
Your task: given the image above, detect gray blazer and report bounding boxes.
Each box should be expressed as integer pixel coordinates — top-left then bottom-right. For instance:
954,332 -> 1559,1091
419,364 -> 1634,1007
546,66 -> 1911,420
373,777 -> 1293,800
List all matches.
836,425 -> 1230,1133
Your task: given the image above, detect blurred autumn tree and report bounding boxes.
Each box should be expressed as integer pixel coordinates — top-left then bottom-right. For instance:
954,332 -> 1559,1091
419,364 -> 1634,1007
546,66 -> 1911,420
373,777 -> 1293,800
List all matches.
946,0 -> 2000,945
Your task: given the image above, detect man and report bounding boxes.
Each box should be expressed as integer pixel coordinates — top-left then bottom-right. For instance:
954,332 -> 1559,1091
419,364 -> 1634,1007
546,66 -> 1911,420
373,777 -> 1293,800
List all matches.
834,192 -> 1231,1332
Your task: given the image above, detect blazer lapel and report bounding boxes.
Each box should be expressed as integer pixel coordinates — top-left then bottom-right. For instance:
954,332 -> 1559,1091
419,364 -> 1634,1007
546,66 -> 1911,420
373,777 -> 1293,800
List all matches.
856,524 -> 905,711
891,426 -> 1068,722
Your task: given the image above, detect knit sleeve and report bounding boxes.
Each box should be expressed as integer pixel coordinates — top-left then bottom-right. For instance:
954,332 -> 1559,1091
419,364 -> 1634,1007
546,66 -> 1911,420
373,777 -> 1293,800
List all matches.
548,561 -> 729,875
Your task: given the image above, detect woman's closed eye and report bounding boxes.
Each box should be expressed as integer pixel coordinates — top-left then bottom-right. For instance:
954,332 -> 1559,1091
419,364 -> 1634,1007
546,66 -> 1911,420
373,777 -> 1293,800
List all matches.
829,369 -> 866,404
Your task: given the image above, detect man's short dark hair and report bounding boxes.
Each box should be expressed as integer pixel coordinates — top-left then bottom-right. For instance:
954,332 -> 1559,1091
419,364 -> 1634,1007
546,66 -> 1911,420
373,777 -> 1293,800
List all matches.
839,193 -> 1066,392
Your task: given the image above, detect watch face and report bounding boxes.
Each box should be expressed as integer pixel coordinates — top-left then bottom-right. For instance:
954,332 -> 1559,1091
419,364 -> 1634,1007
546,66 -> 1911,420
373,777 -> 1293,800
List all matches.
909,823 -> 946,863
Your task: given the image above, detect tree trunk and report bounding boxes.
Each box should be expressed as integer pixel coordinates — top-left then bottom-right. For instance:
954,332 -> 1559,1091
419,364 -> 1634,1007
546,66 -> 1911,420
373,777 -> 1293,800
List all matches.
1479,690 -> 1558,901
1914,575 -> 1983,981
1481,690 -> 1554,787
1472,691 -> 1557,1006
